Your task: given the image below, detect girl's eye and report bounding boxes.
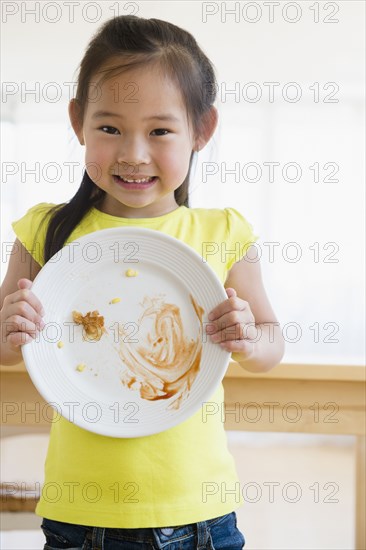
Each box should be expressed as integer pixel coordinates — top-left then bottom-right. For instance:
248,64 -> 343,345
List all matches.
100,126 -> 120,135
151,128 -> 170,136
98,126 -> 170,136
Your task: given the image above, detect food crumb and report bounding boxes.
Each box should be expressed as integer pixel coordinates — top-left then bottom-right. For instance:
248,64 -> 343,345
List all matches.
125,269 -> 138,277
57,341 -> 64,349
72,310 -> 105,341
109,297 -> 121,304
76,363 -> 86,372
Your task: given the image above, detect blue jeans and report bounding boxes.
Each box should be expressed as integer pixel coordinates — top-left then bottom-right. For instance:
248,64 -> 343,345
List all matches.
41,511 -> 245,549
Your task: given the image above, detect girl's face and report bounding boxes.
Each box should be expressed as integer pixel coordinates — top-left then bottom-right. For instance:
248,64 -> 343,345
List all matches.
71,64 -> 201,218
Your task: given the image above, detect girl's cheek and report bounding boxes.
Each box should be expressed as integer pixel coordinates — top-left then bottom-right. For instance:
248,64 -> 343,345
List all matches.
84,146 -> 105,166
86,160 -> 104,183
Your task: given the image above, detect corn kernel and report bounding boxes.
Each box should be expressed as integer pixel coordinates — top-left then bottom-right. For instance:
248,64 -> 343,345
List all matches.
57,341 -> 64,349
125,269 -> 138,277
109,297 -> 121,304
76,363 -> 86,372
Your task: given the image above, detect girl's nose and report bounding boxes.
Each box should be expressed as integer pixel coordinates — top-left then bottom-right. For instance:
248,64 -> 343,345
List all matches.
117,137 -> 150,167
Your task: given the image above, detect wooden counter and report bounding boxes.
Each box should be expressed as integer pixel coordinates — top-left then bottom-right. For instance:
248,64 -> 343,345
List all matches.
1,361 -> 365,548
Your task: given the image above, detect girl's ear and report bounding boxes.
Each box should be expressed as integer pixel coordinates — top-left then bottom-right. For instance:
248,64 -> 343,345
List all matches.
69,99 -> 85,145
194,106 -> 218,152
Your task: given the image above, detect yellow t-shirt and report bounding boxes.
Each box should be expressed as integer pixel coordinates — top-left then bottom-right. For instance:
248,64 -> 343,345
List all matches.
12,202 -> 258,528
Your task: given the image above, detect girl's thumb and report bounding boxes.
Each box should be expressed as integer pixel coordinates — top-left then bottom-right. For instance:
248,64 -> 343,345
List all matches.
17,278 -> 33,290
225,287 -> 237,299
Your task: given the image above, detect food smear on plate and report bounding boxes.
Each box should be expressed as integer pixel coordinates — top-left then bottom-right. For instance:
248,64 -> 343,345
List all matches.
57,341 -> 64,349
125,268 -> 138,277
72,310 -> 106,341
118,294 -> 204,410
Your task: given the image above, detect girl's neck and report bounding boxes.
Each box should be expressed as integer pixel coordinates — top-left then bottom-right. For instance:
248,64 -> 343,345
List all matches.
94,195 -> 181,219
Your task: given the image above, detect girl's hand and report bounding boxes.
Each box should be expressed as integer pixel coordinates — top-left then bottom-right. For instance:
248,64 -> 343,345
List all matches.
0,278 -> 45,351
206,287 -> 257,360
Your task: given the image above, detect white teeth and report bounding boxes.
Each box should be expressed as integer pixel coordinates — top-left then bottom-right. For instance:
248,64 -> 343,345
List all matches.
119,176 -> 154,183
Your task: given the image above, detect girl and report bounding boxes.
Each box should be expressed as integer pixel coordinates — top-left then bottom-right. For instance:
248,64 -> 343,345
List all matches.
0,15 -> 284,550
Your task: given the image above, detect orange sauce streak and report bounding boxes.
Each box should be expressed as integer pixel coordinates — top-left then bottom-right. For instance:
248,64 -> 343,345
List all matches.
118,294 -> 204,410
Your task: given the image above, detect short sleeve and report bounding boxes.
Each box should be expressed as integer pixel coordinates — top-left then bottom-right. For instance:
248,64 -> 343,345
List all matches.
11,203 -> 56,267
224,207 -> 259,271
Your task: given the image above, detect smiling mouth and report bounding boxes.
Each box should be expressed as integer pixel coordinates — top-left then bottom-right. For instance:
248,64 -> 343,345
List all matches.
114,175 -> 156,184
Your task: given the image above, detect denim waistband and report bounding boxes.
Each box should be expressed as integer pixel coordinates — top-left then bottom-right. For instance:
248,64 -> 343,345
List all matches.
94,514 -> 227,547
42,511 -> 239,549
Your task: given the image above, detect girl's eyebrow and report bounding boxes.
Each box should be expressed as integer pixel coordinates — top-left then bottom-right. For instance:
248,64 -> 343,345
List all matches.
92,110 -> 180,122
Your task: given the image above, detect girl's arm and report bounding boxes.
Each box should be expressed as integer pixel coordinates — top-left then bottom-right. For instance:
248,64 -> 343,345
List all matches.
207,245 -> 285,373
0,239 -> 44,366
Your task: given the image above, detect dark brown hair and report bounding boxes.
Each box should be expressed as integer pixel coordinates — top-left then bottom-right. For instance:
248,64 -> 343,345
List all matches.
43,15 -> 218,262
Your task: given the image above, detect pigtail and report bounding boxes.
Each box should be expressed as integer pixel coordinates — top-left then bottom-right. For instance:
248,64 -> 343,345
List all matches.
43,173 -> 104,262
